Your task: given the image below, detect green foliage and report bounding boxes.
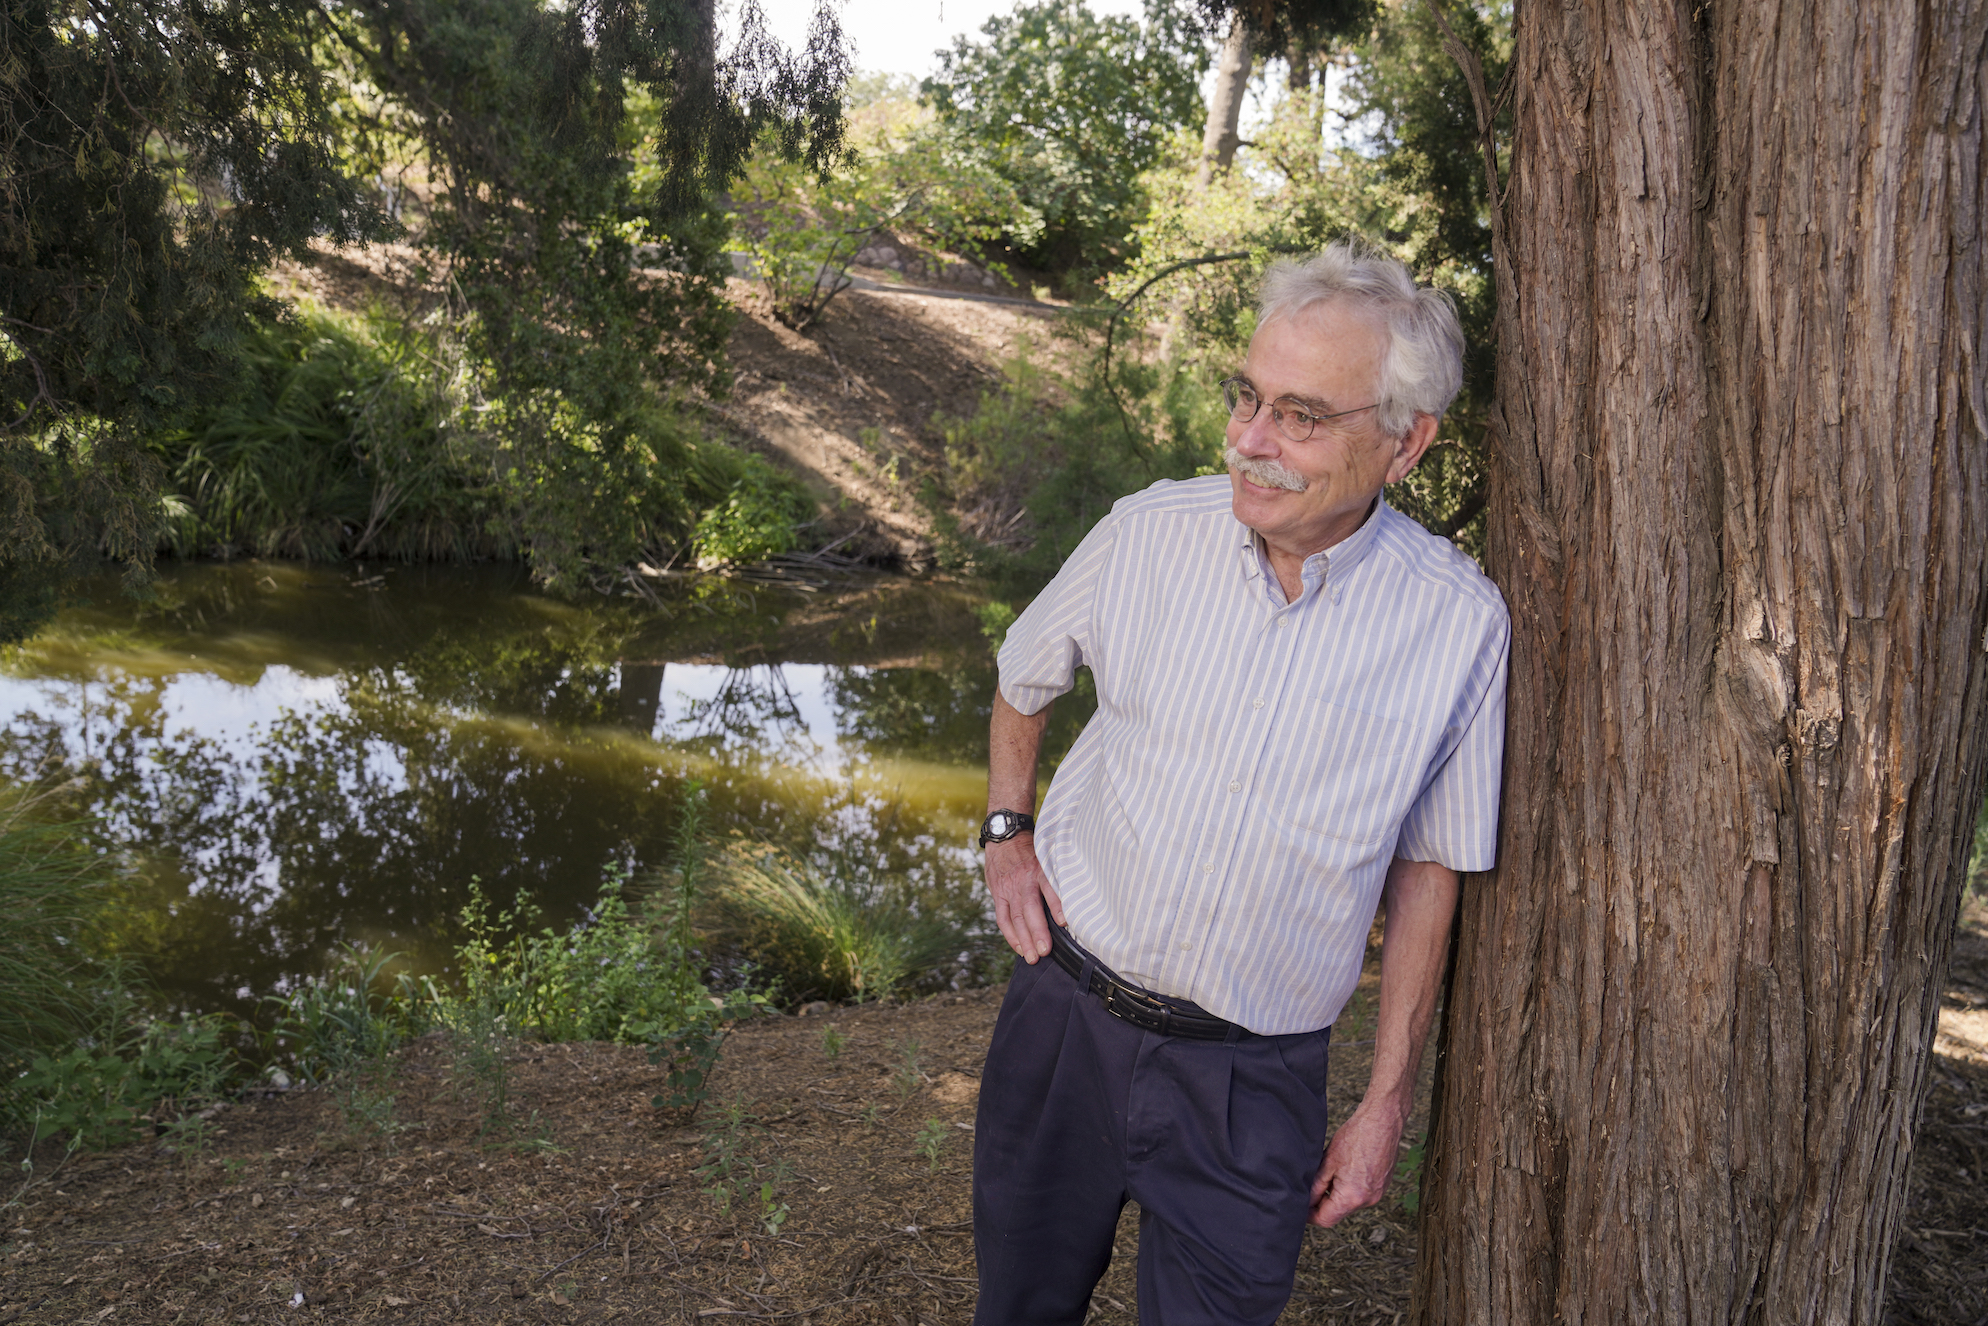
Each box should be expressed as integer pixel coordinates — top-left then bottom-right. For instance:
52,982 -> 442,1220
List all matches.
692,454 -> 818,567
704,847 -> 968,1005
925,339 -> 1227,595
0,0 -> 386,613
155,299 -> 806,585
922,0 -> 1210,275
820,1025 -> 847,1059
318,0 -> 850,575
0,787 -> 112,1134
265,944 -> 408,1142
731,112 -> 1024,328
15,1012 -> 236,1154
156,306 -> 490,564
890,1039 -> 926,1101
975,601 -> 1019,657
914,1116 -> 949,1171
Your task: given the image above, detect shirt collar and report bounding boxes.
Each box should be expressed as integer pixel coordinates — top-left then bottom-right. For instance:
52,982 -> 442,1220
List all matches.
1233,493 -> 1390,594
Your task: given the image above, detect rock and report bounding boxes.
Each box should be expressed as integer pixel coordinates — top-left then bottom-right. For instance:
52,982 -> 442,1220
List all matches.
797,1000 -> 834,1017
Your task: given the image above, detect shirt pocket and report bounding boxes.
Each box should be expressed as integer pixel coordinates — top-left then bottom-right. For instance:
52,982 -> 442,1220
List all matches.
1276,698 -> 1425,848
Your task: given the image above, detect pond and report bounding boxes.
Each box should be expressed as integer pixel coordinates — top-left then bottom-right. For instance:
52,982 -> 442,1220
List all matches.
0,562 -> 1093,1018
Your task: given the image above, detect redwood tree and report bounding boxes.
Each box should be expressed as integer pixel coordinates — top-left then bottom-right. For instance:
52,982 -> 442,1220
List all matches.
1414,1 -> 1988,1321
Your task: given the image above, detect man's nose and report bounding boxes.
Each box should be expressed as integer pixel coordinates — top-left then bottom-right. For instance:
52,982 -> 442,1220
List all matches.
1233,408 -> 1282,456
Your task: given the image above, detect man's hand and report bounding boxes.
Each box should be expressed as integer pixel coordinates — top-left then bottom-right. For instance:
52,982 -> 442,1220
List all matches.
986,834 -> 1065,964
986,690 -> 1061,963
1308,856 -> 1459,1227
1309,1101 -> 1404,1226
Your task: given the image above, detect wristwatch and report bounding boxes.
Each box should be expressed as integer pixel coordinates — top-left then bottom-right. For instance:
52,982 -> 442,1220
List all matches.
978,809 -> 1036,849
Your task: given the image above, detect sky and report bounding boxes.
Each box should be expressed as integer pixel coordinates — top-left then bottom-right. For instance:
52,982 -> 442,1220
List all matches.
748,0 -> 1151,82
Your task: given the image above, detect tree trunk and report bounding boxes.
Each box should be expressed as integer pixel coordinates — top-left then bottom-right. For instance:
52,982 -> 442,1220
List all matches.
1197,15 -> 1253,188
1418,2 -> 1988,1323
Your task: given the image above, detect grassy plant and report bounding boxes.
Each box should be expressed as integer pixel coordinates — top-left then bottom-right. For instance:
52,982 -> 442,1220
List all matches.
705,846 -> 963,1005
914,1117 -> 948,1171
0,783 -> 114,1138
640,786 -> 768,1114
820,1025 -> 847,1060
890,1040 -> 926,1100
267,944 -> 407,1144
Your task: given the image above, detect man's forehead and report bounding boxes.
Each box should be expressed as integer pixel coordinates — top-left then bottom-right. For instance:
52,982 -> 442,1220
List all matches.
1242,308 -> 1385,400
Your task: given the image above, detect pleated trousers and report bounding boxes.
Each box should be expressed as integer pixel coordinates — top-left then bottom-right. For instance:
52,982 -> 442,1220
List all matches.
971,947 -> 1332,1326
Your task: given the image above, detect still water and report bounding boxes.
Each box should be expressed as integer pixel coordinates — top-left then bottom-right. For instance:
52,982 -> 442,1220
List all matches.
0,562 -> 1092,1017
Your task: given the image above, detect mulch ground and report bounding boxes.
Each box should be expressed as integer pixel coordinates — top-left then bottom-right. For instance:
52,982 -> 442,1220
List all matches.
4,916 -> 1984,1326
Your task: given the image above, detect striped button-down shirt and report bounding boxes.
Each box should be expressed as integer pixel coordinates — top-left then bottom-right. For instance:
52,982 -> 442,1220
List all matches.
998,475 -> 1509,1035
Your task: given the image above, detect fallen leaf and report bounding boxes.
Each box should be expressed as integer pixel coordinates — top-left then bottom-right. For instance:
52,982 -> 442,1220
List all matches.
384,1295 -> 411,1307
250,1194 -> 264,1208
340,1196 -> 356,1209
551,1290 -> 573,1306
477,1223 -> 500,1236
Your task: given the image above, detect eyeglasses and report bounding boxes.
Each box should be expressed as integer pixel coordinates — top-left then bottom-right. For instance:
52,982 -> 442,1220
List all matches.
1220,378 -> 1378,443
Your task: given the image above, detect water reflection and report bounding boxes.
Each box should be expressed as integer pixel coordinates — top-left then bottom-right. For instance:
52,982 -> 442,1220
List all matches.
0,563 -> 1095,1018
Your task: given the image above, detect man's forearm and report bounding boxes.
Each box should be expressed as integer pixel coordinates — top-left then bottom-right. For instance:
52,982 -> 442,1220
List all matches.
1363,857 -> 1460,1119
989,690 -> 1051,813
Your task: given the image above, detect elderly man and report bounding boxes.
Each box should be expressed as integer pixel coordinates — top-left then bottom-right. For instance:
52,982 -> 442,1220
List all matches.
971,241 -> 1508,1325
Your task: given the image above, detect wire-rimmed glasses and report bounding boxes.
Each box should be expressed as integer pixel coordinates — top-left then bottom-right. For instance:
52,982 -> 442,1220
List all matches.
1220,377 -> 1378,442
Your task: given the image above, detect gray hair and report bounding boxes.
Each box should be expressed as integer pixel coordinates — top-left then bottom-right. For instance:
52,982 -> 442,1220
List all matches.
1258,240 -> 1465,438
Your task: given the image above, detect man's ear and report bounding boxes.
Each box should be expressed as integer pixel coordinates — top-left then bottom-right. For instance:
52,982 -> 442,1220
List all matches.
1385,414 -> 1441,485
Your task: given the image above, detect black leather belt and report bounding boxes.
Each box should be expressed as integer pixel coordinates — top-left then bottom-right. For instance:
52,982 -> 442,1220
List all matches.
1046,923 -> 1248,1042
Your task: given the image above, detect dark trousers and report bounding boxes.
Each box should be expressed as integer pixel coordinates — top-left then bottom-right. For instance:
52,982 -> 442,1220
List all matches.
971,948 -> 1332,1326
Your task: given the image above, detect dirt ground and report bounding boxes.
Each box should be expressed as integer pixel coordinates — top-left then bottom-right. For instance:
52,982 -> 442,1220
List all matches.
4,906 -> 1985,1326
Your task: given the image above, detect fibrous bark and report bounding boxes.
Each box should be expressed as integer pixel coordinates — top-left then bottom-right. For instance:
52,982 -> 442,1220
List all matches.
1418,1 -> 1988,1323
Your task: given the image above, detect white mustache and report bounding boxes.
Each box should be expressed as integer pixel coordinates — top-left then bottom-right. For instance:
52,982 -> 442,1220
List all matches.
1224,447 -> 1308,492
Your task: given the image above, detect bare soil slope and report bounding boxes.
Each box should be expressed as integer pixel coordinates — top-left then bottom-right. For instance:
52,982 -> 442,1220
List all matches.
267,243 -> 1078,568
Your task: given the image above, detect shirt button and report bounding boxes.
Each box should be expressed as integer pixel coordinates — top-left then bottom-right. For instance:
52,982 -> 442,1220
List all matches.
1178,941 -> 1192,951
1227,780 -> 1240,792
1252,698 -> 1265,709
1276,617 -> 1289,628
1202,863 -> 1214,874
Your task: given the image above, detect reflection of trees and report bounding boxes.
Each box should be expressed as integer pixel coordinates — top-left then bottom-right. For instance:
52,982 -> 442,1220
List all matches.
0,582 -> 1021,1017
828,662 -> 1096,770
671,665 -> 822,768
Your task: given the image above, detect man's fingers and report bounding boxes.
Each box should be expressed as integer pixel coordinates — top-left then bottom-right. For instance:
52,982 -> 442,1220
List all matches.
1041,875 -> 1067,929
1020,888 -> 1053,960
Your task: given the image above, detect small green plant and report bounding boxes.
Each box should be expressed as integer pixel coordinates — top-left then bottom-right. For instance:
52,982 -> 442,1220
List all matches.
914,1117 -> 948,1171
698,1095 -> 765,1218
820,1025 -> 847,1059
890,1039 -> 926,1100
757,1157 -> 794,1235
268,944 -> 406,1145
1395,1134 -> 1428,1215
639,786 -> 768,1114
861,1102 -> 881,1127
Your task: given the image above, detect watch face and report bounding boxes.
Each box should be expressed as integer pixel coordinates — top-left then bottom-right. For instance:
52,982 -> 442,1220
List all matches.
987,811 -> 1015,837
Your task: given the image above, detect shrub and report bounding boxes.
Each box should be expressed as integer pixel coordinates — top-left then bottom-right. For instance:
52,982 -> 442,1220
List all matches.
0,785 -> 117,1137
703,845 -> 967,1004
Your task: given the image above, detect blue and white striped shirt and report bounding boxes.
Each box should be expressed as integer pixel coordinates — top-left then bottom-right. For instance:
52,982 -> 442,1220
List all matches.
998,475 -> 1509,1035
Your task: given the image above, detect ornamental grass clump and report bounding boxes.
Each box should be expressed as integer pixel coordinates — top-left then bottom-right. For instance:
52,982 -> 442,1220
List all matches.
703,845 -> 963,1005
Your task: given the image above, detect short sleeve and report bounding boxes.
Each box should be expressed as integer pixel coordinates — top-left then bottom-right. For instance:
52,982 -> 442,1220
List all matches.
995,511 -> 1122,716
1393,611 -> 1509,872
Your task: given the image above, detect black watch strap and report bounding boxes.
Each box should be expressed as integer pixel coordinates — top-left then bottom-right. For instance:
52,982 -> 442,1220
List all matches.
978,809 -> 1036,849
